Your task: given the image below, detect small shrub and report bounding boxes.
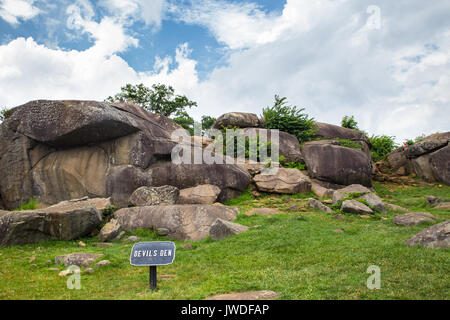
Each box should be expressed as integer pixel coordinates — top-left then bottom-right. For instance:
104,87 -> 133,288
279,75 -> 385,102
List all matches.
334,138 -> 363,150
14,198 -> 39,211
0,108 -> 14,122
279,155 -> 307,170
341,115 -> 359,130
369,135 -> 398,162
262,95 -> 317,145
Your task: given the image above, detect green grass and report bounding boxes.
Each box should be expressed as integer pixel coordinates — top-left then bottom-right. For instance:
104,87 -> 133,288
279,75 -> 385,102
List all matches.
0,182 -> 449,300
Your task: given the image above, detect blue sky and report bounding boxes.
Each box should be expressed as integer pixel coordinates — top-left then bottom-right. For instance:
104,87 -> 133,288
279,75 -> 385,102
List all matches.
0,0 -> 449,142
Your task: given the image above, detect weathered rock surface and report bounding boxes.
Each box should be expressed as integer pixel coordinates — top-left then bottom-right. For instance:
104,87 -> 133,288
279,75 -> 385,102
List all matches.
302,140 -> 372,187
115,205 -> 239,241
387,203 -> 409,212
341,200 -> 374,215
55,253 -> 104,267
405,220 -> 450,249
213,112 -> 261,129
129,185 -> 179,207
393,212 -> 437,226
435,202 -> 450,210
205,290 -> 280,300
209,218 -> 249,240
311,180 -> 334,200
178,185 -> 221,204
314,122 -> 371,154
359,193 -> 387,213
308,198 -> 334,214
98,219 -> 121,242
405,132 -> 450,159
253,168 -> 311,194
0,199 -> 102,246
425,196 -> 443,206
332,184 -> 372,205
0,100 -> 251,209
148,162 -> 251,203
246,208 -> 282,215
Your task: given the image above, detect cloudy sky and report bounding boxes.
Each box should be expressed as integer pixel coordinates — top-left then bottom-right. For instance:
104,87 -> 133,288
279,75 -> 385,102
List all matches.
1,0 -> 449,143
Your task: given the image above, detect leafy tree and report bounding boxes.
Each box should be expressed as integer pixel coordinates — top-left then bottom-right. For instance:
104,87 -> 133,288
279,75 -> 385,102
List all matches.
369,135 -> 398,162
172,110 -> 195,135
106,83 -> 197,117
201,115 -> 216,130
262,95 -> 317,145
341,115 -> 359,130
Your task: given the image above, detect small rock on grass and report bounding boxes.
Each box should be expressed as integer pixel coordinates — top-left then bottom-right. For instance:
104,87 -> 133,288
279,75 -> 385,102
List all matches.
29,256 -> 36,263
334,214 -> 345,220
124,236 -> 140,242
95,260 -> 111,268
84,268 -> 94,275
182,244 -> 193,250
94,242 -> 113,247
333,229 -> 344,234
78,241 -> 86,247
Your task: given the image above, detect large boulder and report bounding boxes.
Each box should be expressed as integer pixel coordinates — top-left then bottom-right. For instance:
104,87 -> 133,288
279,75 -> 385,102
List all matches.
0,198 -> 103,246
213,112 -> 261,129
148,162 -> 251,202
0,100 -> 182,209
302,140 -> 372,187
253,168 -> 311,194
405,132 -> 450,158
314,122 -> 371,154
405,220 -> 450,249
115,205 -> 239,241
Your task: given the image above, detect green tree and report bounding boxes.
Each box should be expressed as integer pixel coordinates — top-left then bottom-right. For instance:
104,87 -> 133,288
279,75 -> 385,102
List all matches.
369,135 -> 398,162
172,110 -> 195,135
106,83 -> 197,117
262,95 -> 316,145
341,115 -> 359,130
201,115 -> 216,130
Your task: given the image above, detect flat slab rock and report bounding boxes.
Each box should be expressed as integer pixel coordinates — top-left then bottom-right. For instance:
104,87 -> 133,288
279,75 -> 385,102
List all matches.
405,220 -> 450,249
55,253 -> 104,267
115,205 -> 239,241
204,290 -> 280,300
246,208 -> 282,215
393,212 -> 437,226
0,198 -> 102,246
308,198 -> 334,214
178,184 -> 221,205
341,200 -> 374,215
253,168 -> 311,194
209,218 -> 249,240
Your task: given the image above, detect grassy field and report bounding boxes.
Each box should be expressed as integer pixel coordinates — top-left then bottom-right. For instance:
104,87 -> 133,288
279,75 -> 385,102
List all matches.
0,181 -> 449,300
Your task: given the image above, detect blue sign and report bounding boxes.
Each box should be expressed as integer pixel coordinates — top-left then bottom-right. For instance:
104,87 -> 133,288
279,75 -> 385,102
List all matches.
130,241 -> 176,266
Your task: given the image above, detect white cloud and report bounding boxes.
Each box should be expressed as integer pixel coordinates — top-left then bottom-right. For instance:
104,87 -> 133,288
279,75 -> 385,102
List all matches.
99,0 -> 165,30
0,0 -> 40,24
0,0 -> 449,145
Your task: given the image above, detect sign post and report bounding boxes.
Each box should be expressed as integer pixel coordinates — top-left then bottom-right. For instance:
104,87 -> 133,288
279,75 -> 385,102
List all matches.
130,241 -> 176,291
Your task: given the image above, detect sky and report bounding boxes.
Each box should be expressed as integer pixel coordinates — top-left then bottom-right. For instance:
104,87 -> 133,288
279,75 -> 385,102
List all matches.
0,0 -> 449,143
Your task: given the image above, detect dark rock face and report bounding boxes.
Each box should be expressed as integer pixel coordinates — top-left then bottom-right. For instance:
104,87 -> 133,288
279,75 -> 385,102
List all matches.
213,112 -> 261,129
0,100 -> 251,209
302,140 -> 372,187
381,132 -> 450,185
148,162 -> 251,202
0,199 -> 102,246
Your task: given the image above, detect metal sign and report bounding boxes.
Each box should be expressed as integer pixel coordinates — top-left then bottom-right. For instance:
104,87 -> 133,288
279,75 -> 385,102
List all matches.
130,241 -> 176,291
130,241 -> 176,266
